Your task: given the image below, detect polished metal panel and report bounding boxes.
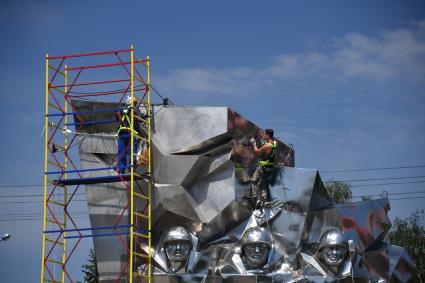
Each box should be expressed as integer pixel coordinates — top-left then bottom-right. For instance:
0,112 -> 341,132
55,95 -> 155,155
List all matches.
307,198 -> 391,252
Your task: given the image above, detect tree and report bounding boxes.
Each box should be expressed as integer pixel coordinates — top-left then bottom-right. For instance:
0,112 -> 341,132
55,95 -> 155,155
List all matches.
387,210 -> 425,282
81,248 -> 99,283
325,180 -> 352,204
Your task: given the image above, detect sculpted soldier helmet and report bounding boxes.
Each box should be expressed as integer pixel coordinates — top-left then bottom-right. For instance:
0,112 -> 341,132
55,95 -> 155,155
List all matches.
318,229 -> 348,267
241,227 -> 273,247
241,227 -> 272,270
162,226 -> 193,273
163,226 -> 192,247
318,229 -> 347,250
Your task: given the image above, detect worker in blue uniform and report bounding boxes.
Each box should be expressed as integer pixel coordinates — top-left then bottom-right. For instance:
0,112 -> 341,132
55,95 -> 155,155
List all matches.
117,95 -> 140,174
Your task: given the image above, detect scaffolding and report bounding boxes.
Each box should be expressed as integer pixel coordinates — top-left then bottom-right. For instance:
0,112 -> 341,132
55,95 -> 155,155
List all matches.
41,46 -> 153,283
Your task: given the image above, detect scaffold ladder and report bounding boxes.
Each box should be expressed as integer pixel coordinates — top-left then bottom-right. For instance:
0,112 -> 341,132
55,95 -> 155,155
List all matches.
41,46 -> 153,283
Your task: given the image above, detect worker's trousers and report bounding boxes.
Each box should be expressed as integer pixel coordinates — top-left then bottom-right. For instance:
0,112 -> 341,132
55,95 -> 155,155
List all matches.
250,165 -> 276,204
117,131 -> 139,173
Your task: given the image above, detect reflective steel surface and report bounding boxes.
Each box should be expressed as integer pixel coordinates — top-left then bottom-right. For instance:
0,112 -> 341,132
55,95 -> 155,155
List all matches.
73,101 -> 415,282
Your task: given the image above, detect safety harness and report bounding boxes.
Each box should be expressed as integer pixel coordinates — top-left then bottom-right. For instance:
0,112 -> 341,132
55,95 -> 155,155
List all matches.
118,108 -> 139,135
259,140 -> 277,167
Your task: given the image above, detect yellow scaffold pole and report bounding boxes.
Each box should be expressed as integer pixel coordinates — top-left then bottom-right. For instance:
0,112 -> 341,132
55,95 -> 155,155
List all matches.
61,65 -> 68,283
129,45 -> 135,283
147,55 -> 152,283
40,54 -> 49,283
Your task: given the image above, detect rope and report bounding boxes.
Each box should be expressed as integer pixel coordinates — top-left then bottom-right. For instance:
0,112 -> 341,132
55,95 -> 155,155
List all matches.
150,82 -> 174,105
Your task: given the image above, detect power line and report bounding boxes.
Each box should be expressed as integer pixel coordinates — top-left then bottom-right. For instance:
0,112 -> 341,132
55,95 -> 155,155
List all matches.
0,212 -> 88,217
0,219 -> 89,222
321,165 -> 425,173
350,180 -> 425,188
325,175 -> 425,183
0,193 -> 85,198
1,198 -> 424,222
389,196 -> 425,201
353,190 -> 425,198
0,184 -> 43,188
0,164 -> 422,189
0,199 -> 87,205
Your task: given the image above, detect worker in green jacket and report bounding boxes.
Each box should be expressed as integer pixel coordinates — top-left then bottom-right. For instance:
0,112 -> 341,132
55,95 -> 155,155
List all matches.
250,128 -> 277,208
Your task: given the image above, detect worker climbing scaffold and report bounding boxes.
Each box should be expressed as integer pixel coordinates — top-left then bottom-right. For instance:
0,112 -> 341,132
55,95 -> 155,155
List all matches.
117,95 -> 143,174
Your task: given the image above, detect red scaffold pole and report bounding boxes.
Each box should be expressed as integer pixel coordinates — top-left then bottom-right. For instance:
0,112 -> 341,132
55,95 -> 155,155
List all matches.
47,48 -> 132,60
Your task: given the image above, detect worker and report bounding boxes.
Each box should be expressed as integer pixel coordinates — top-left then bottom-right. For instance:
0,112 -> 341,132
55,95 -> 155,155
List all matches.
250,128 -> 277,207
117,95 -> 140,174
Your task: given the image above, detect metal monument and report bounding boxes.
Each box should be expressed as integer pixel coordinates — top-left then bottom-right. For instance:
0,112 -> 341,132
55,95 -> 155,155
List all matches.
72,101 -> 415,282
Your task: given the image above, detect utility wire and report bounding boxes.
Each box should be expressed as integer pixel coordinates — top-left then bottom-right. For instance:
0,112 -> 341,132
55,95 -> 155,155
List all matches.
0,216 -> 89,222
321,165 -> 425,173
3,197 -> 425,222
0,212 -> 88,217
0,199 -> 87,205
0,165 -> 424,188
0,193 -> 85,198
0,184 -> 44,188
350,180 -> 425,188
388,196 -> 425,201
1,180 -> 425,199
325,175 -> 425,183
352,190 -> 425,198
2,189 -> 425,205
4,177 -> 425,190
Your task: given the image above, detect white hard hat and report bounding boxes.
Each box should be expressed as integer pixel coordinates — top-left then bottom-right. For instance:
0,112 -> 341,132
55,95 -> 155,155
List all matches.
124,95 -> 132,105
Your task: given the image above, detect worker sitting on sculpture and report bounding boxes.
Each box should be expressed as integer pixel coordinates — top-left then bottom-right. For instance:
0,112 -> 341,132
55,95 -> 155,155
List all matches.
116,95 -> 142,174
299,228 -> 352,279
240,226 -> 273,273
250,128 -> 278,208
162,226 -> 194,274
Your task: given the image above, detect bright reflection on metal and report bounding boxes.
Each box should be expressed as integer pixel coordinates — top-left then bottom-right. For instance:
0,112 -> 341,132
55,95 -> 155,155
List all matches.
0,233 -> 11,241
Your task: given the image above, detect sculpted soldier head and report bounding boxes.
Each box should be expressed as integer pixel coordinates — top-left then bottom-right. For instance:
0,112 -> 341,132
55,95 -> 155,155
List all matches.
162,226 -> 193,273
318,229 -> 348,271
241,227 -> 272,270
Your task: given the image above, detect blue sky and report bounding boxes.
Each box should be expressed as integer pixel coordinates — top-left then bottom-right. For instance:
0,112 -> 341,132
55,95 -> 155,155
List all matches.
0,0 -> 424,281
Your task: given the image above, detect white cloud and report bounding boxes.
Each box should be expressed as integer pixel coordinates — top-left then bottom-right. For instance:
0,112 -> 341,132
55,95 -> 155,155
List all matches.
156,19 -> 425,95
155,66 -> 261,96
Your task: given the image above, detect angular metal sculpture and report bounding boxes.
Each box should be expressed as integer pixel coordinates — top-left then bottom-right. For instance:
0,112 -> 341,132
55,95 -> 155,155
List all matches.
72,100 -> 415,282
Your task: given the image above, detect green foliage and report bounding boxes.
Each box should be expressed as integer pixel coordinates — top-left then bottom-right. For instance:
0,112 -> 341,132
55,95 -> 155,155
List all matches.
387,210 -> 425,282
81,248 -> 99,283
325,180 -> 352,204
